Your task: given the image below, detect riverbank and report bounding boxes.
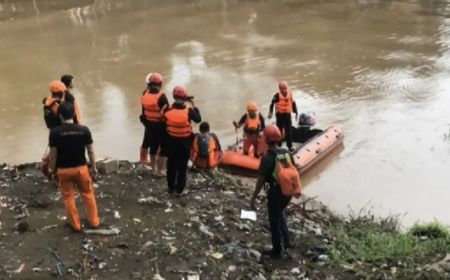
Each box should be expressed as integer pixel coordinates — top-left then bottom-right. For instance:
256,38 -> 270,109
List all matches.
0,162 -> 449,279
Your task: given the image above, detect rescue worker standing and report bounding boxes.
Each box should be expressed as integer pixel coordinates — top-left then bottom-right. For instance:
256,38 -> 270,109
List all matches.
48,102 -> 100,232
139,73 -> 169,175
268,81 -> 298,152
60,74 -> 82,124
43,81 -> 68,129
164,86 -> 201,195
233,102 -> 265,158
250,125 -> 294,258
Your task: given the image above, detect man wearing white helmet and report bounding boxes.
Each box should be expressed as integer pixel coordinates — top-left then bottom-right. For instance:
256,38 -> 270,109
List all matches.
139,72 -> 169,176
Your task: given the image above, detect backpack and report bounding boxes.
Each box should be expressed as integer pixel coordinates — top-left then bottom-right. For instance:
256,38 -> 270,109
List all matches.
197,134 -> 211,159
272,149 -> 302,197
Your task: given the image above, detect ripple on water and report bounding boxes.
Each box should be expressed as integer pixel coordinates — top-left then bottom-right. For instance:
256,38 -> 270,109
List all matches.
354,68 -> 432,102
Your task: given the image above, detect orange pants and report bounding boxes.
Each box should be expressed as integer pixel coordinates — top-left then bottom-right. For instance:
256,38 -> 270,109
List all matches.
57,165 -> 99,231
243,135 -> 259,158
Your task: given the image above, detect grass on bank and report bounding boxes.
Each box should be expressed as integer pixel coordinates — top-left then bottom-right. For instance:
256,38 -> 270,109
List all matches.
325,213 -> 450,265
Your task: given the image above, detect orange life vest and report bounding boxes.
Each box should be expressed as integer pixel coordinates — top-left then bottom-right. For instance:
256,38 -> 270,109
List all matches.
141,91 -> 164,122
165,107 -> 192,138
244,113 -> 261,133
272,149 -> 302,197
276,91 -> 293,114
191,133 -> 221,169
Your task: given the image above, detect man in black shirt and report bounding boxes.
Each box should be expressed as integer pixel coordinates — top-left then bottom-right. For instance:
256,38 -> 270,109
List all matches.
250,125 -> 294,258
61,74 -> 82,124
48,102 -> 100,232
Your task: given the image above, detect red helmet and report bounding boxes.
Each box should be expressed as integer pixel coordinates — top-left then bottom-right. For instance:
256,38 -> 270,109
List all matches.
145,72 -> 163,84
264,125 -> 282,144
49,81 -> 66,93
173,86 -> 189,99
278,81 -> 288,91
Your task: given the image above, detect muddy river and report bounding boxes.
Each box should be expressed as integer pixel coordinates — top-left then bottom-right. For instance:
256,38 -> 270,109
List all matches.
0,0 -> 449,226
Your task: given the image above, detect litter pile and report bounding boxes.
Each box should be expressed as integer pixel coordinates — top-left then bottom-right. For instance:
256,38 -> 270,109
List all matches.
0,162 -> 448,279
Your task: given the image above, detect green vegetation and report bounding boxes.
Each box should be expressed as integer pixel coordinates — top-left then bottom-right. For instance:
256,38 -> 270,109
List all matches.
325,214 -> 450,266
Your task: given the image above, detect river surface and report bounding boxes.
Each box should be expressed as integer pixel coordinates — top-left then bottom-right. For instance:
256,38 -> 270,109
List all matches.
1,0 -> 449,226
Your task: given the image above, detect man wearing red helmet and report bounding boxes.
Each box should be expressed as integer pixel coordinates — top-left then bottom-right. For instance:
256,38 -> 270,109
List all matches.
268,81 -> 298,152
139,72 -> 170,175
164,86 -> 201,195
250,125 -> 295,259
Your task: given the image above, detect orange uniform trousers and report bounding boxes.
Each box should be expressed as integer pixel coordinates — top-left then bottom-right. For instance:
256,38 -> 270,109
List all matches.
243,134 -> 259,158
57,165 -> 99,231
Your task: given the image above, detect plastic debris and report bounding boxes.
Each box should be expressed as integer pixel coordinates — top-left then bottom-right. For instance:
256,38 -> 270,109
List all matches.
84,226 -> 120,235
114,210 -> 121,219
240,210 -> 257,221
187,274 -> 200,280
199,223 -> 214,238
210,252 -> 224,259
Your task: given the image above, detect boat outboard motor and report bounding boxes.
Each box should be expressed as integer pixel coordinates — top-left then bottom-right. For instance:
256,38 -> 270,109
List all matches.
293,111 -> 322,143
298,111 -> 316,128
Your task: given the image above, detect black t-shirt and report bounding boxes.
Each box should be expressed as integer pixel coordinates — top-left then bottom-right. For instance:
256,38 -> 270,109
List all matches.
258,147 -> 295,186
49,123 -> 93,168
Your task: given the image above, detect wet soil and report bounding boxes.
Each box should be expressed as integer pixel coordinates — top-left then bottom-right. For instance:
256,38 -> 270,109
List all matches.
0,162 -> 446,280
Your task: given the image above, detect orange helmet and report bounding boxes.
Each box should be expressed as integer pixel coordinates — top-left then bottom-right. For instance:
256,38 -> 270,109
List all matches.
278,81 -> 288,91
173,86 -> 189,99
246,102 -> 258,112
49,81 -> 66,93
145,72 -> 163,84
264,125 -> 282,144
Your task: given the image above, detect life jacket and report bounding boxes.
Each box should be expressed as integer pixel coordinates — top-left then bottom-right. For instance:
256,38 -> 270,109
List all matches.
141,91 -> 164,122
272,149 -> 302,197
191,133 -> 221,169
276,91 -> 293,114
244,113 -> 261,134
43,97 -> 63,129
165,107 -> 192,138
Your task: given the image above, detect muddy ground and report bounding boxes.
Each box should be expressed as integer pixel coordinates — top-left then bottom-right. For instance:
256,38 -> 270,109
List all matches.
0,162 -> 447,280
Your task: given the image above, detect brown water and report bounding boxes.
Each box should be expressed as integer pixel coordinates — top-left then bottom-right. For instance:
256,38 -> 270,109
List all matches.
1,0 -> 449,226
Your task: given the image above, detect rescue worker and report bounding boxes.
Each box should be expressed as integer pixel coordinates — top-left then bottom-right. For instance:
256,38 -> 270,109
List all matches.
250,125 -> 295,259
48,102 -> 100,232
233,102 -> 265,158
43,81 -> 67,129
191,122 -> 222,169
139,72 -> 169,175
60,74 -> 82,124
268,81 -> 298,152
164,86 -> 201,195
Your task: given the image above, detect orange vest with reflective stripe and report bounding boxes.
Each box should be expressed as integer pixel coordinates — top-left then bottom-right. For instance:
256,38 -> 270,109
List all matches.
165,107 -> 192,138
141,91 -> 164,122
244,113 -> 261,133
276,91 -> 293,113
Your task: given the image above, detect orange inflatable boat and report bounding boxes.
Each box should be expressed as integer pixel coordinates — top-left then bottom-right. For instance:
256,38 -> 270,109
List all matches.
219,125 -> 344,175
